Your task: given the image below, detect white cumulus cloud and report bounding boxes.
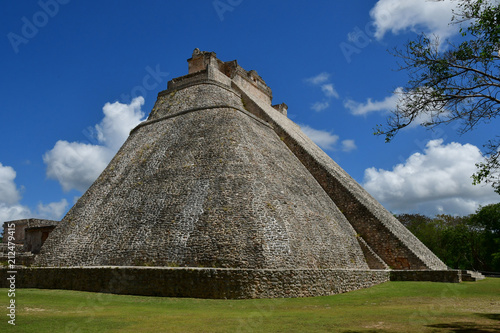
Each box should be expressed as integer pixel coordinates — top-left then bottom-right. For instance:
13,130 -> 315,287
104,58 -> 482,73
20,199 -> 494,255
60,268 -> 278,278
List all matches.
344,88 -> 401,116
305,72 -> 330,85
37,199 -> 69,219
370,0 -> 460,40
321,84 -> 340,99
0,163 -> 68,224
311,101 -> 330,112
341,139 -> 357,152
0,163 -> 21,205
300,125 -> 357,152
305,72 -> 339,112
96,97 -> 146,150
0,203 -> 31,225
44,141 -> 113,192
363,139 -> 499,216
44,97 -> 146,193
345,87 -> 447,129
300,125 -> 339,151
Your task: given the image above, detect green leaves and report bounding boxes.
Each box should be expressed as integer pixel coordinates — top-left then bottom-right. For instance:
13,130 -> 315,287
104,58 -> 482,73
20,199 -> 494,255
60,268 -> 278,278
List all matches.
380,0 -> 500,194
399,204 -> 500,271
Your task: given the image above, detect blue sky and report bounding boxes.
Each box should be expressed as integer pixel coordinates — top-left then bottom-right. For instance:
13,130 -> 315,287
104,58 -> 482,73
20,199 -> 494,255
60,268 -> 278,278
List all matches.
1,0 -> 499,228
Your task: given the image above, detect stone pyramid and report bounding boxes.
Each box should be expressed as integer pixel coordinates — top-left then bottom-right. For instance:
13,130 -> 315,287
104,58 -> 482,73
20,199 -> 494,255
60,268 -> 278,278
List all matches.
33,50 -> 448,297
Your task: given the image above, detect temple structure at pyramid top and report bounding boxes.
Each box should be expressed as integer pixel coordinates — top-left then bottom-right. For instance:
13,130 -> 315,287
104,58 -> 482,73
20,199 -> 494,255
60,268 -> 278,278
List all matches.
24,49 -> 451,298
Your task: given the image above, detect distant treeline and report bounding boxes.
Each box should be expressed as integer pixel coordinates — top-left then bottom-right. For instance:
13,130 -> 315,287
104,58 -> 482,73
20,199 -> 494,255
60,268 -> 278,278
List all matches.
397,203 -> 500,272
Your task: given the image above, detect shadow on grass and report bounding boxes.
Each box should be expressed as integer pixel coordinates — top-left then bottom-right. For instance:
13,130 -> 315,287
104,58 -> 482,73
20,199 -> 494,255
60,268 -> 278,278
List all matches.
476,313 -> 500,321
426,313 -> 500,333
343,331 -> 391,333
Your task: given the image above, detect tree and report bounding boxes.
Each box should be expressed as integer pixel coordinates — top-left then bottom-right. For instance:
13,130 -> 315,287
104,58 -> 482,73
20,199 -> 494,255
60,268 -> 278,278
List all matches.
376,0 -> 500,193
470,202 -> 500,271
397,213 -> 443,253
398,205 -> 500,271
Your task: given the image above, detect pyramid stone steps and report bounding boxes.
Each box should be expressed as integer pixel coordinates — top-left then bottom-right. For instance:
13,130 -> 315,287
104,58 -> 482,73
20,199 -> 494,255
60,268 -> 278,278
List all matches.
24,49 -> 456,298
356,236 -> 389,269
233,82 -> 447,271
461,270 -> 486,281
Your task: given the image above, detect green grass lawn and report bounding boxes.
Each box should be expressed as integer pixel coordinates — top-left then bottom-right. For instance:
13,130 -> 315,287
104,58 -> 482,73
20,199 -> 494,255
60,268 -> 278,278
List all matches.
1,279 -> 499,332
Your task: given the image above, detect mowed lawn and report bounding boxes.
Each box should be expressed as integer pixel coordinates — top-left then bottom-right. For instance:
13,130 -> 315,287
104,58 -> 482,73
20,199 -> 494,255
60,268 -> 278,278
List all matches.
1,279 -> 499,332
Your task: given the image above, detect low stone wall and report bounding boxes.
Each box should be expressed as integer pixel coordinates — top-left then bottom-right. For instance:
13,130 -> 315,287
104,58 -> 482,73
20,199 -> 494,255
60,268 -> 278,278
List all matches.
0,267 -> 389,299
389,270 -> 461,283
357,237 -> 388,270
0,244 -> 34,266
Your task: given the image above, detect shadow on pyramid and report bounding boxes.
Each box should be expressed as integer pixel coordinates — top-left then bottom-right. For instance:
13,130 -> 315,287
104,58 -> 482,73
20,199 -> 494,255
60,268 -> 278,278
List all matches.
29,50 -> 450,298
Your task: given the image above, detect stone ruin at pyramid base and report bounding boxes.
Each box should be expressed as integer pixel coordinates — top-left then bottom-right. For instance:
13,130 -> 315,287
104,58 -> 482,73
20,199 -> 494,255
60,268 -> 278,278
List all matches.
1,49 -> 472,299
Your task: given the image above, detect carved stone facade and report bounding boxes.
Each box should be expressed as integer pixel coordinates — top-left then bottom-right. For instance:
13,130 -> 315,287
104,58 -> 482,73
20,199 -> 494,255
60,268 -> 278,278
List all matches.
1,219 -> 58,265
2,219 -> 58,249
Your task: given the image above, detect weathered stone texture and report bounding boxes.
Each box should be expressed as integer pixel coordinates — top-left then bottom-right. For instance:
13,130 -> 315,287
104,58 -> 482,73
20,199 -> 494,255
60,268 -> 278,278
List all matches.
25,226 -> 56,254
356,236 -> 389,270
37,81 -> 368,270
234,83 -> 447,271
0,267 -> 389,299
0,241 -> 35,266
31,50 -> 451,298
151,81 -> 240,119
1,219 -> 58,262
2,219 -> 58,245
390,270 -> 461,283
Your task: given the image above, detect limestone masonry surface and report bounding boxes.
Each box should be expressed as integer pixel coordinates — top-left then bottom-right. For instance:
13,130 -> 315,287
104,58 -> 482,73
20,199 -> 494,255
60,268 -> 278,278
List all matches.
2,50 -> 452,298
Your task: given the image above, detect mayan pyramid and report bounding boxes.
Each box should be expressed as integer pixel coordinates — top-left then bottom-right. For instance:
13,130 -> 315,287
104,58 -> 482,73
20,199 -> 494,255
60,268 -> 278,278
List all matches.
34,50 -> 448,296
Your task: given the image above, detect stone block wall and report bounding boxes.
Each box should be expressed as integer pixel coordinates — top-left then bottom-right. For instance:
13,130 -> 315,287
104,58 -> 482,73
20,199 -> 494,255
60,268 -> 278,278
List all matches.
232,81 -> 448,271
32,51 -> 450,304
153,81 -> 240,120
356,236 -> 389,269
2,221 -> 28,244
187,50 -> 217,74
0,267 -> 390,299
0,244 -> 33,266
390,270 -> 461,283
2,219 -> 58,245
36,78 -> 370,270
25,226 -> 56,254
231,72 -> 272,105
